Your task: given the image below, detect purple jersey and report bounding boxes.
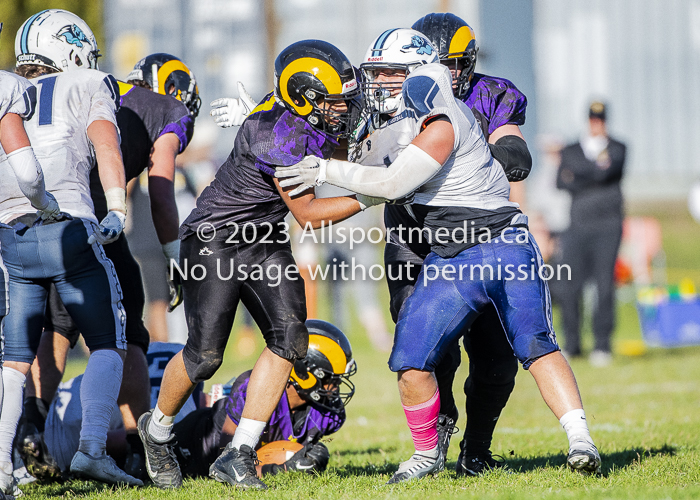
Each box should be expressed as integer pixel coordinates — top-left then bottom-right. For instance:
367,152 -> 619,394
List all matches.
463,73 -> 527,140
180,93 -> 339,239
225,370 -> 345,446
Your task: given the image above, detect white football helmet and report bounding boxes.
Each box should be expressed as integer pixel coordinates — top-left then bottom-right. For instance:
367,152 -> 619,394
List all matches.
360,28 -> 439,115
15,9 -> 99,72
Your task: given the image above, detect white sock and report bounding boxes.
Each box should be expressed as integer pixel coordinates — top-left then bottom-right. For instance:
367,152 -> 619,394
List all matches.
148,405 -> 176,443
0,368 -> 26,464
415,445 -> 439,459
78,350 -> 123,458
230,417 -> 267,450
559,409 -> 594,448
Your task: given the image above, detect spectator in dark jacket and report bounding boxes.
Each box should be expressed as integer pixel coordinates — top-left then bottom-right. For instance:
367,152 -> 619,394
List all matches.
556,101 -> 627,366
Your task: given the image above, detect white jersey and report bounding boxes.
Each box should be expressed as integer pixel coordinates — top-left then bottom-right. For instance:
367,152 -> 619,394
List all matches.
351,63 -> 517,211
0,69 -> 119,224
0,71 -> 35,122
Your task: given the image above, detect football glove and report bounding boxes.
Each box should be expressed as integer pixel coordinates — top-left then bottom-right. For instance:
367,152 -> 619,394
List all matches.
162,240 -> 183,312
36,192 -> 61,221
275,156 -> 328,196
210,82 -> 256,128
87,210 -> 126,245
356,194 -> 385,211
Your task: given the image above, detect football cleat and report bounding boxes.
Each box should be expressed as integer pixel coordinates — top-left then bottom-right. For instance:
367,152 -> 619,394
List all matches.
69,451 -> 143,486
137,411 -> 182,489
456,450 -> 507,477
386,449 -> 444,484
567,440 -> 602,475
209,444 -> 267,490
19,432 -> 61,483
436,413 -> 458,460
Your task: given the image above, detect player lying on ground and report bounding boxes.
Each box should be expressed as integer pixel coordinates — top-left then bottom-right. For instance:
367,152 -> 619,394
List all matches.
276,28 -> 601,483
20,321 -> 355,482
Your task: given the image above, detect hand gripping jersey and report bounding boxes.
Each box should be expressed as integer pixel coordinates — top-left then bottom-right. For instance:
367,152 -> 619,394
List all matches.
0,69 -> 119,224
225,370 -> 344,446
180,93 -> 339,239
90,83 -> 194,220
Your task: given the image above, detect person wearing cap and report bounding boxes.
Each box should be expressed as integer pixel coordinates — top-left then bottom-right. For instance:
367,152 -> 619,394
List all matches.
556,101 -> 627,366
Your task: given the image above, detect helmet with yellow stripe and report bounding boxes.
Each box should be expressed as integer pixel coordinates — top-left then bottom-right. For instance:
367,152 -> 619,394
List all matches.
290,319 -> 356,413
274,40 -> 360,138
127,53 -> 201,117
412,13 -> 479,98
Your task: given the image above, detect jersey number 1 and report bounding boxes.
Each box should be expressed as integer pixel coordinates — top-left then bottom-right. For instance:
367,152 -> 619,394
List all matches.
36,75 -> 57,126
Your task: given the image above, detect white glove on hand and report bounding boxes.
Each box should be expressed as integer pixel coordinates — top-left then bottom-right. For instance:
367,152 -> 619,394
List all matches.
87,210 -> 126,245
36,192 -> 61,221
210,82 -> 256,128
275,156 -> 328,196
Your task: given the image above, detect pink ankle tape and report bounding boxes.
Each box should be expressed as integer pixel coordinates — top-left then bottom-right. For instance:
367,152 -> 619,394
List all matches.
402,389 -> 440,451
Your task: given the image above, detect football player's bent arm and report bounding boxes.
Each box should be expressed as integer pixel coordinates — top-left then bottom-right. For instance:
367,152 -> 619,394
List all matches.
275,178 -> 367,230
147,133 -> 181,244
488,124 -> 533,182
278,119 -> 454,200
88,120 -> 127,209
0,113 -> 54,210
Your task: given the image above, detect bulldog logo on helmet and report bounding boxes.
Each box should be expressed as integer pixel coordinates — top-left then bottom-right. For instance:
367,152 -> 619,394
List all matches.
401,35 -> 433,56
57,24 -> 91,48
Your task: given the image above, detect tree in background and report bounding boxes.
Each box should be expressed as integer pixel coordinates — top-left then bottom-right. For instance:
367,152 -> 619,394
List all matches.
0,0 -> 102,71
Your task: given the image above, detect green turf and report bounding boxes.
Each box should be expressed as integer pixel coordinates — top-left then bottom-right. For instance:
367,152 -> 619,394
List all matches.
22,202 -> 700,498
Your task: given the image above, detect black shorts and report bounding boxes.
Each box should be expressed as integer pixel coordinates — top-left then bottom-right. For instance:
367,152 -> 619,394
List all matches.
173,398 -> 228,477
43,233 -> 149,353
180,232 -> 308,383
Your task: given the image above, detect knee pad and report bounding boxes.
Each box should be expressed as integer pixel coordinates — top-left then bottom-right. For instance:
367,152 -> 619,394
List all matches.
182,346 -> 225,383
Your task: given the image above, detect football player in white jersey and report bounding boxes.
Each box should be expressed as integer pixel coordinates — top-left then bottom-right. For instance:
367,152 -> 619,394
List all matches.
277,29 -> 600,482
0,9 -> 142,488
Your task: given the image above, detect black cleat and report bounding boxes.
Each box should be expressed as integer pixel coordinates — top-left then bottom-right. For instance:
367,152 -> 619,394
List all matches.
209,444 -> 267,490
456,450 -> 507,477
137,411 -> 182,489
436,414 -> 458,460
19,431 -> 61,483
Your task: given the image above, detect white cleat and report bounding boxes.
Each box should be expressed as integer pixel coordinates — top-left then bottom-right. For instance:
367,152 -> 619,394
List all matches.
70,451 -> 143,486
387,449 -> 444,484
0,461 -> 22,497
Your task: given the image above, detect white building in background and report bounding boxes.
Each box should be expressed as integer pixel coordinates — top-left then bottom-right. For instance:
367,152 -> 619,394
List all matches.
103,0 -> 699,199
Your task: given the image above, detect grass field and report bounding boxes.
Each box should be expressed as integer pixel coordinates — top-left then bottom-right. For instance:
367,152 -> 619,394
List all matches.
22,202 -> 700,499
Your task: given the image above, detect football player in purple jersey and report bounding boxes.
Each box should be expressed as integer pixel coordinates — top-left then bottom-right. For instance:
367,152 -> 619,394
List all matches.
137,40 -> 381,491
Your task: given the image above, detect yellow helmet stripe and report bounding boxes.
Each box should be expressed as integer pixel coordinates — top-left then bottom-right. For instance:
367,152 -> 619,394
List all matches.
279,57 -> 342,116
447,25 -> 476,58
156,59 -> 192,97
309,334 -> 347,374
292,370 -> 317,389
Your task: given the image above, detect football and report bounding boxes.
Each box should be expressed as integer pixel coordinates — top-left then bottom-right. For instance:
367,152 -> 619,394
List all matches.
256,441 -> 304,465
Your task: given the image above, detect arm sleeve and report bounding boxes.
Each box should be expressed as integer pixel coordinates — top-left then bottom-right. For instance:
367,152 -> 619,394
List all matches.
324,143 -> 443,199
488,135 -> 532,181
5,146 -> 51,209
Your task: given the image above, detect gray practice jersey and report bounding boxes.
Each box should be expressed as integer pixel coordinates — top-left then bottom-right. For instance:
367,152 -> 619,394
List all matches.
351,63 -> 517,211
0,69 -> 119,224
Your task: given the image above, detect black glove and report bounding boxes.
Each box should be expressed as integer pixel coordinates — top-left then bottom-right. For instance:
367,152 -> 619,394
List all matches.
281,442 -> 330,474
488,135 -> 532,182
167,270 -> 183,312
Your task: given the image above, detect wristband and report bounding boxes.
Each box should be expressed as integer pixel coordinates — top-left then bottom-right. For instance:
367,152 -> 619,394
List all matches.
104,187 -> 127,214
